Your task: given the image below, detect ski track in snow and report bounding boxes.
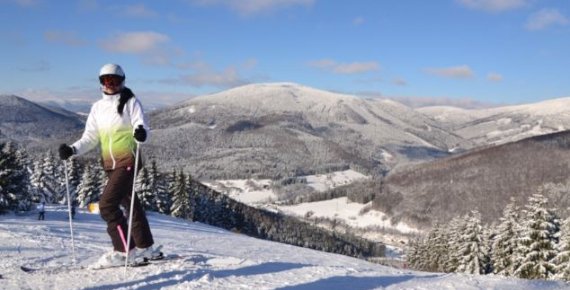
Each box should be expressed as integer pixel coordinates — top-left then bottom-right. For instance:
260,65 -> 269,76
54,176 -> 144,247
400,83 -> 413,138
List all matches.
1,206 -> 568,290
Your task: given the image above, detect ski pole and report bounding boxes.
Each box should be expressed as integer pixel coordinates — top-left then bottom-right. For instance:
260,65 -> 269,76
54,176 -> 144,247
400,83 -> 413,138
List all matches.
64,160 -> 76,265
124,140 -> 141,275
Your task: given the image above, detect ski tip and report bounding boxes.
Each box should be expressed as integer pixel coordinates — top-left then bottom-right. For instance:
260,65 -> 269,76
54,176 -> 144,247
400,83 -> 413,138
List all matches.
20,266 -> 35,273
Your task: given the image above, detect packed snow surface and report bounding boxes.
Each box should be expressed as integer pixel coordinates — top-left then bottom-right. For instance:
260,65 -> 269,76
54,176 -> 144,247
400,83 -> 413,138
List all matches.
1,205 -> 568,289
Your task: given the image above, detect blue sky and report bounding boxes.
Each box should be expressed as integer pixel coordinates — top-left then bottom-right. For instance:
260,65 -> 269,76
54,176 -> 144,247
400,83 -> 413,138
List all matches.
1,0 -> 569,108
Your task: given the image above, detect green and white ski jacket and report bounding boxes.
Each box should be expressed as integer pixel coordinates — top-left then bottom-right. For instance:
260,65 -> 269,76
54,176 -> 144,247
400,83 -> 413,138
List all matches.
71,92 -> 149,170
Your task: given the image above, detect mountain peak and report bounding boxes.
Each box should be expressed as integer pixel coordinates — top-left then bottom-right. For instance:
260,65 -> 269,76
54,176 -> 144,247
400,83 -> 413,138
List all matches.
0,94 -> 34,106
189,82 -> 361,113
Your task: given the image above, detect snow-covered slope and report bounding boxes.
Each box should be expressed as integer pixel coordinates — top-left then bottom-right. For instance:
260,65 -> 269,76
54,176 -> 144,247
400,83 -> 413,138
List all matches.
1,206 -> 567,290
418,97 -> 570,146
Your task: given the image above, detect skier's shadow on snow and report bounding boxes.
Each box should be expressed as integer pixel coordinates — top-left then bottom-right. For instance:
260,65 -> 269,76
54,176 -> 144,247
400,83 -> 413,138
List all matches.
274,274 -> 440,290
83,262 -> 311,290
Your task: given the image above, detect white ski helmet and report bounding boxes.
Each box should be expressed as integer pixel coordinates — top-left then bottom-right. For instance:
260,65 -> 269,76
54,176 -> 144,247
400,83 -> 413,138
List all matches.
99,63 -> 125,84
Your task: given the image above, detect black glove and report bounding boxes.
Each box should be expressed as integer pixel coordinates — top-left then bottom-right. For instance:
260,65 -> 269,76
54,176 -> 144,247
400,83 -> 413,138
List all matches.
134,125 -> 147,142
58,144 -> 74,160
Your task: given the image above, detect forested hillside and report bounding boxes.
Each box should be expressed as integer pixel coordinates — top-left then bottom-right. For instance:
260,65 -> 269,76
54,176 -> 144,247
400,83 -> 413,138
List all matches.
372,130 -> 570,228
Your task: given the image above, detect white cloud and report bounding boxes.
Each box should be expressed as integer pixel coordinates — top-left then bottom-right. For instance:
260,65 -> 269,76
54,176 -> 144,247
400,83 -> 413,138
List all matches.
424,65 -> 474,79
353,17 -> 365,26
309,59 -> 380,74
242,58 -> 258,70
161,61 -> 249,88
456,0 -> 528,12
525,8 -> 569,31
487,72 -> 503,82
44,30 -> 87,47
100,31 -> 170,54
191,0 -> 315,15
181,68 -> 246,87
392,78 -> 408,86
99,31 -> 183,66
124,4 -> 159,18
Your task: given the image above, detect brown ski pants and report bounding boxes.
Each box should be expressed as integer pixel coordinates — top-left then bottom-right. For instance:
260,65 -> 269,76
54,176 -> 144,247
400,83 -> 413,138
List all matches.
99,166 -> 154,252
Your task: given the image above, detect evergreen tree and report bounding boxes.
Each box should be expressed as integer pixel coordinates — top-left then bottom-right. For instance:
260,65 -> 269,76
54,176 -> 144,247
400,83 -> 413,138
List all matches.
170,170 -> 192,219
444,216 -> 467,273
13,144 -> 33,211
0,142 -> 31,212
491,200 -> 520,276
76,164 -> 101,207
155,164 -> 172,214
481,224 -> 494,274
136,166 -> 155,211
93,161 -> 107,193
43,152 -> 64,203
424,222 -> 448,272
457,211 -> 488,275
30,157 -> 47,203
63,158 -> 82,204
406,237 -> 423,270
514,193 -> 560,280
553,216 -> 570,280
30,152 -> 62,203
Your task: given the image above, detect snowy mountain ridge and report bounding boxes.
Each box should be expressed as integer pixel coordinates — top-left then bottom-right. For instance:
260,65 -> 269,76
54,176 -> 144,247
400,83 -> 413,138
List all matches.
149,82 -> 471,178
0,94 -> 84,143
418,96 -> 570,146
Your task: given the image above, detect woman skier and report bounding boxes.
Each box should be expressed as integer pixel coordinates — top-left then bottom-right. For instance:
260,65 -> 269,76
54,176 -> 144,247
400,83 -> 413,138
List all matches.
59,63 -> 162,267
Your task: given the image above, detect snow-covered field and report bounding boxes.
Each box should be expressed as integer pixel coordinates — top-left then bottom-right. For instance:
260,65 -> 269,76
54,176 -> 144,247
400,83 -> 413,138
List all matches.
203,170 -> 369,205
203,170 -> 417,246
277,197 -> 418,234
1,205 -> 568,290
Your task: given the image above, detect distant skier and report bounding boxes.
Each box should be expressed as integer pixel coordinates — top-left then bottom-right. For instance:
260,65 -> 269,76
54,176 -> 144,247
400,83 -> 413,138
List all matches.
58,64 -> 162,268
37,202 -> 45,220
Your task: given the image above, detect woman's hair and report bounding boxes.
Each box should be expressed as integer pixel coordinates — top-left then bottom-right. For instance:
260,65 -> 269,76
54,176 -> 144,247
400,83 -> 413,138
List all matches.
118,87 -> 134,116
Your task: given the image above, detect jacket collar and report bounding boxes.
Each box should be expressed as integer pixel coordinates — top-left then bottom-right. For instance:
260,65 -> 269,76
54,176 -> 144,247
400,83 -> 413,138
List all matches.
102,92 -> 120,101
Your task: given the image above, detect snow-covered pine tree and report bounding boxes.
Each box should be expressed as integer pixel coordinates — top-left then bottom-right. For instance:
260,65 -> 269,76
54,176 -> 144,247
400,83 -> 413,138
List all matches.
59,158 -> 82,205
76,163 -> 101,207
481,223 -> 493,274
444,216 -> 467,273
424,222 -> 449,272
406,237 -> 424,270
514,193 -> 560,280
136,166 -> 155,211
67,158 -> 82,202
93,161 -> 107,193
170,170 -> 192,219
154,164 -> 172,214
491,199 -> 520,276
456,210 -> 488,275
553,216 -> 570,280
30,157 -> 48,203
13,144 -> 32,211
0,142 -> 32,212
43,152 -> 64,204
